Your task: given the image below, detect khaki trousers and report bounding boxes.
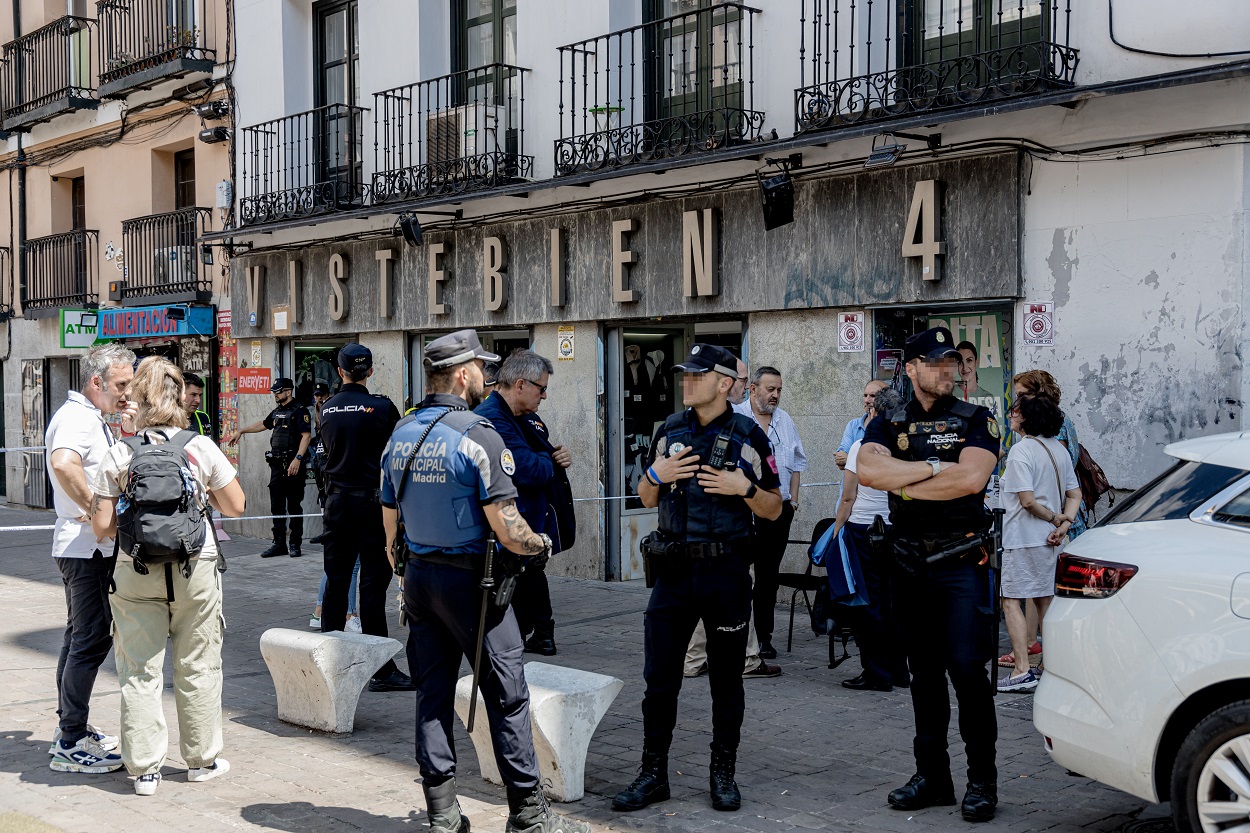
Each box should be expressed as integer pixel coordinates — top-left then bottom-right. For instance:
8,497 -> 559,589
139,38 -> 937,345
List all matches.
685,566 -> 761,674
110,558 -> 224,775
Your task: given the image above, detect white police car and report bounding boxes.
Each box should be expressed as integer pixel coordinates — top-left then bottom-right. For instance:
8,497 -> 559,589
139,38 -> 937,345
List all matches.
1033,431 -> 1250,833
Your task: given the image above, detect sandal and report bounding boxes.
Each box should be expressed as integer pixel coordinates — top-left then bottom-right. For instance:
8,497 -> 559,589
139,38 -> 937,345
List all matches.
998,643 -> 1043,667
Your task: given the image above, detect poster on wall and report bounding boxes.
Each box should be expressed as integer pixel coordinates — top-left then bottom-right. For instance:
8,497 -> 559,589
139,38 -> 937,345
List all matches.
179,337 -> 211,375
1023,302 -> 1055,347
928,311 -> 1006,422
837,312 -> 866,353
558,325 -> 575,361
217,311 -> 239,467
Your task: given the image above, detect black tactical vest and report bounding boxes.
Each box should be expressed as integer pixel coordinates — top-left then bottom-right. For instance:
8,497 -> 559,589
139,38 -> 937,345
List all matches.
656,409 -> 758,544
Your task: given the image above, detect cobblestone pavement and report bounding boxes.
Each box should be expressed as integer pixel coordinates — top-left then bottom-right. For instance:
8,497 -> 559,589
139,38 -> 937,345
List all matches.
0,506 -> 1173,833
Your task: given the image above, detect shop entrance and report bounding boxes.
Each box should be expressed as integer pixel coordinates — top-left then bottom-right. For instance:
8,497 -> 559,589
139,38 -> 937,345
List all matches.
289,340 -> 354,406
606,321 -> 742,581
406,329 -> 530,412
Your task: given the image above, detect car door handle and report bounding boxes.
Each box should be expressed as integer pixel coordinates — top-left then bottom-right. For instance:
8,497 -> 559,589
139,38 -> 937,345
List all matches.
1231,573 -> 1250,620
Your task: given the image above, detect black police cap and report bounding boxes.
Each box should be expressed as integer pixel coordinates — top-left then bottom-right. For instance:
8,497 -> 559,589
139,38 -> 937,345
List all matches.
269,377 -> 294,392
672,343 -> 738,377
338,343 -> 373,373
903,327 -> 961,364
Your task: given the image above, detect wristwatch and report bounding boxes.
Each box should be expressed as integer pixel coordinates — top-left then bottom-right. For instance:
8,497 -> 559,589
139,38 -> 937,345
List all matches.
295,453 -> 304,461
743,482 -> 758,500
926,457 -> 941,478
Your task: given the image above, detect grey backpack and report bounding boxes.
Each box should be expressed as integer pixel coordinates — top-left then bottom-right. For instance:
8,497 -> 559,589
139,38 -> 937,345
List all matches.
116,430 -> 209,577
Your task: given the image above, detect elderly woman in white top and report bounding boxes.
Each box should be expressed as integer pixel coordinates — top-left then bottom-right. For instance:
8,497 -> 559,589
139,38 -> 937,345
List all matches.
833,386 -> 909,692
996,393 -> 1081,693
91,357 -> 245,796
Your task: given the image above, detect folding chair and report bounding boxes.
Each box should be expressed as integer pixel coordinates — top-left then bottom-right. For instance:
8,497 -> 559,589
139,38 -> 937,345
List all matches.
775,518 -> 851,667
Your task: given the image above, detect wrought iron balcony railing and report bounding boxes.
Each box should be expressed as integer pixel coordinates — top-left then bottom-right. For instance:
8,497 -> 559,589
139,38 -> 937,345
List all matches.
1,16 -> 99,129
796,0 -> 1077,133
556,3 -> 763,175
239,103 -> 370,227
23,230 -> 99,317
96,0 -> 216,98
121,207 -> 212,304
373,63 -> 532,203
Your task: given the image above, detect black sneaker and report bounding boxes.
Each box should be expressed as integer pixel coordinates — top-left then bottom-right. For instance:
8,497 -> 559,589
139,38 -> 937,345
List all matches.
309,532 -> 330,545
368,670 -> 416,692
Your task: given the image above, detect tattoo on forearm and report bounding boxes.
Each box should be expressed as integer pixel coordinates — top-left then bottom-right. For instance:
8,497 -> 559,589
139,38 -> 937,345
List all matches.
497,499 -> 545,554
90,495 -> 102,515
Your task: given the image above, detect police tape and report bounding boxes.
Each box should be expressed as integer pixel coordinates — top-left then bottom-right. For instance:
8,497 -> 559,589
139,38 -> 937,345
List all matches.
0,445 -> 48,453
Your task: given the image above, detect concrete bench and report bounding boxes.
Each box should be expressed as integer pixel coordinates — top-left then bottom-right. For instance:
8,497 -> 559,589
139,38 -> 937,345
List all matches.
259,628 -> 403,734
454,661 -> 623,801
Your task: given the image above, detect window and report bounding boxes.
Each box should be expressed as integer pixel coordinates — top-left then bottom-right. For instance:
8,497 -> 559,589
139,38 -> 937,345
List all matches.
174,149 -> 196,210
455,0 -> 516,73
909,0 -> 1047,81
1214,488 -> 1250,530
313,0 -> 361,198
644,0 -> 745,128
1105,462 -> 1249,526
70,177 -> 86,230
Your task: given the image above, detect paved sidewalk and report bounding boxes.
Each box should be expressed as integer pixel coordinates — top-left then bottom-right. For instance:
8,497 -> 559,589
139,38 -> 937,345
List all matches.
0,506 -> 1171,833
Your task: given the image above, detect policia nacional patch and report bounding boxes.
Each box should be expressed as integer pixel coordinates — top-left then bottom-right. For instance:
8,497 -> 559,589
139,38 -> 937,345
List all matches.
500,448 -> 517,476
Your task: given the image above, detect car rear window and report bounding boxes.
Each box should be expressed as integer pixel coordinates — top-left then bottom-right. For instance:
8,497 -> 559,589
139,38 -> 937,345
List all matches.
1102,461 -> 1249,526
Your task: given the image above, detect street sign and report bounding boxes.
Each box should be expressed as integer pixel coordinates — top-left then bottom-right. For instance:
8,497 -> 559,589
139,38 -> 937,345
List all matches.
60,309 -> 99,349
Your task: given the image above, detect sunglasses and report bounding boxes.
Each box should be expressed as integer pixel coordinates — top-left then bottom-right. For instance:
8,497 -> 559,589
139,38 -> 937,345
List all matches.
523,379 -> 548,395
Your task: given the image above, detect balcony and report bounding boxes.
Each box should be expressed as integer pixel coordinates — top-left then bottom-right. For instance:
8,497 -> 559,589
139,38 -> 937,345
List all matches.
22,230 -> 99,318
239,103 -> 369,227
555,3 -> 764,175
795,0 -> 1077,133
373,64 -> 532,203
1,16 -> 99,130
96,0 -> 216,98
120,207 -> 212,305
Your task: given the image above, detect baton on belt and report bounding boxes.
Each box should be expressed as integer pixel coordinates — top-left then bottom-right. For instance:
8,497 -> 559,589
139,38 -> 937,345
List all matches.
467,533 -> 498,733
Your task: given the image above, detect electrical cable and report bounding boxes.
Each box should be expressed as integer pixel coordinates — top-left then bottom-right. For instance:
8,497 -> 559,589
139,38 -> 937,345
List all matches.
1108,0 -> 1250,59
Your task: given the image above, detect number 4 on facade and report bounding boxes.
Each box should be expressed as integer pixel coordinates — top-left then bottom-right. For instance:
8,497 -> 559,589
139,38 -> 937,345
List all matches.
902,179 -> 946,282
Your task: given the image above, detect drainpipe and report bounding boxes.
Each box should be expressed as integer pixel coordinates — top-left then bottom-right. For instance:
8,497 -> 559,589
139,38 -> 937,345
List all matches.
13,0 -> 24,314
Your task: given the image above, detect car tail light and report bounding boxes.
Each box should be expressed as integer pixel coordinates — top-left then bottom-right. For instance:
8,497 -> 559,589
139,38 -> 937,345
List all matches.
1055,553 -> 1139,598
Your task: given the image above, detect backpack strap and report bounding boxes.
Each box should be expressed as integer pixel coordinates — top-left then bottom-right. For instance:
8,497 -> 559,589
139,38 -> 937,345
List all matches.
948,399 -> 980,419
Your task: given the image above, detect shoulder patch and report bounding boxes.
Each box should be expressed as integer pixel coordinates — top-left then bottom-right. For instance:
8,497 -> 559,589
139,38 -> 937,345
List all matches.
987,417 -> 1001,439
500,448 -> 516,476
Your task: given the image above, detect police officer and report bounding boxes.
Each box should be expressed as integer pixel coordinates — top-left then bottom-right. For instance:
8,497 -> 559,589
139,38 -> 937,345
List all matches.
318,344 -> 412,691
856,326 -> 1001,823
234,377 -> 311,558
182,373 -> 212,437
381,330 -> 588,833
614,343 -> 782,814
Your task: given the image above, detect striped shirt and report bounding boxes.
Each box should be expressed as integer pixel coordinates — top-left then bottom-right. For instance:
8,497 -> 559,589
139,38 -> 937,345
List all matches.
733,401 -> 807,500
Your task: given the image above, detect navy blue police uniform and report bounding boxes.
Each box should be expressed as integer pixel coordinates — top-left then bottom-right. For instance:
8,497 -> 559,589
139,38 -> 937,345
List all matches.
261,380 -> 311,554
317,345 -> 406,687
862,327 -> 1002,819
615,343 -> 781,814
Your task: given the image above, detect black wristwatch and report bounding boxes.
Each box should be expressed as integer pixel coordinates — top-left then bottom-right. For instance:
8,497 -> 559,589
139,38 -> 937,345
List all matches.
295,453 -> 304,460
743,482 -> 758,500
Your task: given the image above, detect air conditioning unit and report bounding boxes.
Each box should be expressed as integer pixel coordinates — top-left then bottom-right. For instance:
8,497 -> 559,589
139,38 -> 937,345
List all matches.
153,246 -> 198,284
425,103 -> 503,165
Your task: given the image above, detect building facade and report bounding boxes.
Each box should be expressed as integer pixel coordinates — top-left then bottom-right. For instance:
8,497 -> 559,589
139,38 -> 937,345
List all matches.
218,0 -> 1249,579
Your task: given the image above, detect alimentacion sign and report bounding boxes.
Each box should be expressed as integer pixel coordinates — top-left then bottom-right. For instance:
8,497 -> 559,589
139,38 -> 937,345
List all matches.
97,305 -> 216,340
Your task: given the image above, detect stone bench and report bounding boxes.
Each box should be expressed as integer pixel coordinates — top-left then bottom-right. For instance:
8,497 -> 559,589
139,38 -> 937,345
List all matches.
259,628 -> 403,734
454,661 -> 623,801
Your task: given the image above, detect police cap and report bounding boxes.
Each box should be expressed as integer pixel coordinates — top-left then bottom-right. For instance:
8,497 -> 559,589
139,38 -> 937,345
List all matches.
338,343 -> 373,372
672,343 -> 738,377
423,329 -> 501,370
903,327 -> 961,364
313,382 -> 331,396
269,376 -> 294,392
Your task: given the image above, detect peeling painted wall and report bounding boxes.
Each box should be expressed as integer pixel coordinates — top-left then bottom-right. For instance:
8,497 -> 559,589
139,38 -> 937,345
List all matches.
1019,146 -> 1247,489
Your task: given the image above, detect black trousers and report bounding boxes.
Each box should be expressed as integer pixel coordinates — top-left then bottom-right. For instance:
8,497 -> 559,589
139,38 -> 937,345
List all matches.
845,522 -> 909,686
267,462 -> 306,545
55,551 -> 116,744
322,488 -> 398,678
511,562 -> 553,638
404,558 -> 539,789
893,551 -> 998,786
642,554 -> 752,755
751,501 -> 795,645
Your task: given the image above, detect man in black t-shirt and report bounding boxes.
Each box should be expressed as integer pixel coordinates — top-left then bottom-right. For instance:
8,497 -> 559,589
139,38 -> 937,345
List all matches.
858,326 -> 1001,823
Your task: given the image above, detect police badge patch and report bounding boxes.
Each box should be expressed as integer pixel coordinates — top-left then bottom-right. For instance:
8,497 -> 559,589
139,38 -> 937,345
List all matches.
669,442 -> 687,457
500,449 -> 516,476
987,418 -> 1001,440
898,433 -> 910,451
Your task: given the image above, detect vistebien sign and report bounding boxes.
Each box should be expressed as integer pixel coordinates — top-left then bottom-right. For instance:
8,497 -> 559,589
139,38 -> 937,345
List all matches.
60,309 -> 100,349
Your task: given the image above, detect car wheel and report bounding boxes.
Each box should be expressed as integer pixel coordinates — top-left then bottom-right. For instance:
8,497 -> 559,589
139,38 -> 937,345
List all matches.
1171,700 -> 1250,833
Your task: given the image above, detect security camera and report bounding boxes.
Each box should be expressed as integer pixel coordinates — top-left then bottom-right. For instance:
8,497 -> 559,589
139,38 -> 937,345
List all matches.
199,126 -> 231,144
192,100 -> 230,120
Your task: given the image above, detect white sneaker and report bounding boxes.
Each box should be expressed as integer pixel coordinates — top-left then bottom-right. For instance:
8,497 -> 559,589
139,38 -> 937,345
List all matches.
49,724 -> 119,755
135,772 -> 161,796
309,616 -> 322,629
49,736 -> 124,773
188,758 -> 230,783
345,616 -> 362,633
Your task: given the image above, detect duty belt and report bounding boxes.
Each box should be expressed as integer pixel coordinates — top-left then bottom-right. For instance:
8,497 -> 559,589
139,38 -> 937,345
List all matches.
327,484 -> 378,498
642,535 -> 748,560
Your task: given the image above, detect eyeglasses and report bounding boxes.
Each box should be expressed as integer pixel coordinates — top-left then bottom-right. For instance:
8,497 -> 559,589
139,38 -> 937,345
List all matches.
523,379 -> 548,395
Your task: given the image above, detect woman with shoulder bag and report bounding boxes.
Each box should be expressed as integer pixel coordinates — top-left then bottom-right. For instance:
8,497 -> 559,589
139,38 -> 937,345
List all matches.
91,357 -> 245,796
997,394 -> 1081,693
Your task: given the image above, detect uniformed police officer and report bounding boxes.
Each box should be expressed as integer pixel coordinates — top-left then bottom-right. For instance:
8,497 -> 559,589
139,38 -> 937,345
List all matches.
857,326 -> 1001,823
381,330 -> 588,833
234,376 -> 312,558
182,373 -> 212,437
614,343 -> 782,814
318,344 -> 412,691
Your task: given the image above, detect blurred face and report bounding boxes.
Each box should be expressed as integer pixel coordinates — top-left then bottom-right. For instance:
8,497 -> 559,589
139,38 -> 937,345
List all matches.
907,357 -> 958,400
273,387 -> 293,405
863,380 -> 887,414
183,384 -> 203,412
463,360 -> 487,409
958,348 -> 978,387
515,372 -> 549,415
314,391 -> 330,409
750,374 -> 782,415
682,371 -> 728,408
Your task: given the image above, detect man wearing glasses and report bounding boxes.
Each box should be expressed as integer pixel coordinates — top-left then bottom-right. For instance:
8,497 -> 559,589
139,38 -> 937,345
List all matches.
474,349 -> 572,655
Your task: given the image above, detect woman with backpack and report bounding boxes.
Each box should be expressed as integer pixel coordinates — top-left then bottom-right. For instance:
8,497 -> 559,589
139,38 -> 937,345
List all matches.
91,357 -> 245,796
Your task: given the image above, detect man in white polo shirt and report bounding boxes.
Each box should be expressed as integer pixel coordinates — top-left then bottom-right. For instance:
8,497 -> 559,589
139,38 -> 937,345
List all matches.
45,343 -> 137,773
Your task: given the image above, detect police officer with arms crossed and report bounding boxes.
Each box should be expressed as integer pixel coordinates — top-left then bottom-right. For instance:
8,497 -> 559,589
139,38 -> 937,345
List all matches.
233,377 -> 312,558
856,326 -> 1001,823
318,343 -> 412,692
382,330 -> 589,833
614,343 -> 782,814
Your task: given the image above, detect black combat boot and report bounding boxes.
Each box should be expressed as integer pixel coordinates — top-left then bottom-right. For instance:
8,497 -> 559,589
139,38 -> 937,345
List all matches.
612,750 -> 670,811
523,620 -> 557,656
289,537 -> 302,558
422,777 -> 470,833
260,541 -> 288,558
504,785 -> 590,833
709,744 -> 741,811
